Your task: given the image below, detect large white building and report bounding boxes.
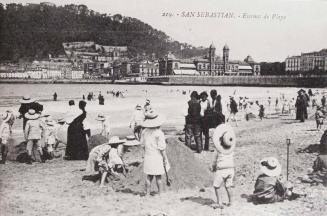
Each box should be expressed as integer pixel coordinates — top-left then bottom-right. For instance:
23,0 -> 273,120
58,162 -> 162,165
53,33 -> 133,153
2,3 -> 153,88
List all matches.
285,49 -> 327,73
159,43 -> 261,76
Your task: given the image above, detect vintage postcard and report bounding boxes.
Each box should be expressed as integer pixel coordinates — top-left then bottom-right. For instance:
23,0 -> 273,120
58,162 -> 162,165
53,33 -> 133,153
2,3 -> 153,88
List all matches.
0,0 -> 326,215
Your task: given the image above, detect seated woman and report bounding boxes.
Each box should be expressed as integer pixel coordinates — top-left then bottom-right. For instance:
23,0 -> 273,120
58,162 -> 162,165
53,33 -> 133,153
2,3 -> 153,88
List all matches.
252,157 -> 294,204
83,136 -> 126,187
301,137 -> 327,186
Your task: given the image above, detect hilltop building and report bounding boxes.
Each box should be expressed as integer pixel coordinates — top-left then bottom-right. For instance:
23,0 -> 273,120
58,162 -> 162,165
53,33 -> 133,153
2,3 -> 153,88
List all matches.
62,41 -> 128,76
159,43 -> 260,76
285,49 -> 327,73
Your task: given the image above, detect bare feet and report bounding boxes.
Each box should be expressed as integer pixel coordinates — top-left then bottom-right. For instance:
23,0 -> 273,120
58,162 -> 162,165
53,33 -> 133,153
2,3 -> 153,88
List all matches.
211,203 -> 223,209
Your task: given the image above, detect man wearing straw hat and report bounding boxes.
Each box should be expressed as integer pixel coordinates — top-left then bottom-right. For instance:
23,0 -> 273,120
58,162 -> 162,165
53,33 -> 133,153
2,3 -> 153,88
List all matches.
18,95 -> 43,130
0,112 -> 12,164
24,109 -> 46,164
211,124 -> 236,209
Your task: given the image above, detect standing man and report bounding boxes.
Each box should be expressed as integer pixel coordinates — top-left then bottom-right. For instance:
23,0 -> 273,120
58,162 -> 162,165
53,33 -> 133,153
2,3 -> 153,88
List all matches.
185,91 -> 202,153
53,92 -> 57,101
18,95 -> 43,131
321,95 -> 326,108
295,90 -> 307,122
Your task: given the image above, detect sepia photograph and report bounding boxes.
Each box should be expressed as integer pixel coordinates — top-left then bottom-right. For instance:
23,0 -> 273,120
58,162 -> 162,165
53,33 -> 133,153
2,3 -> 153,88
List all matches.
0,0 -> 326,215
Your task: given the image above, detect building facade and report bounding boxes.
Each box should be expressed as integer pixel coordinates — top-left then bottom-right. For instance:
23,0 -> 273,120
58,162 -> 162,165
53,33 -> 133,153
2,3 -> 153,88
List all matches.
62,42 -> 128,75
285,49 -> 327,73
159,43 -> 260,76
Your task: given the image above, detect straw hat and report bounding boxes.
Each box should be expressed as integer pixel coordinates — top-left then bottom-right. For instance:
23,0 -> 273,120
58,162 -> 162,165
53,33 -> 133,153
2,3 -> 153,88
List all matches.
212,124 -> 236,155
20,95 -> 35,104
57,117 -> 66,124
24,109 -> 40,120
96,114 -> 106,121
141,110 -> 165,128
260,157 -> 282,177
108,136 -> 126,145
123,139 -> 141,146
1,112 -> 11,123
135,104 -> 142,110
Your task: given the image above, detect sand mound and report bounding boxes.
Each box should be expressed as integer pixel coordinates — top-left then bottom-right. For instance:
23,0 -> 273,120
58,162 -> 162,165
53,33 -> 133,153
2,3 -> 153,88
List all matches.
112,137 -> 212,193
87,134 -> 109,152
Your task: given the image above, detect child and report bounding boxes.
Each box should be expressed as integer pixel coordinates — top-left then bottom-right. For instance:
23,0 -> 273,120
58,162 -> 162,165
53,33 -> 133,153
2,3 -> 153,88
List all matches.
227,97 -> 238,127
129,104 -> 145,141
24,109 -> 46,164
144,99 -> 152,113
84,136 -> 126,187
301,134 -> 327,186
141,110 -> 169,196
315,106 -> 324,130
0,112 -> 11,164
252,157 -> 294,204
96,114 -> 111,139
259,105 -> 265,120
211,124 -> 236,209
43,118 -> 58,159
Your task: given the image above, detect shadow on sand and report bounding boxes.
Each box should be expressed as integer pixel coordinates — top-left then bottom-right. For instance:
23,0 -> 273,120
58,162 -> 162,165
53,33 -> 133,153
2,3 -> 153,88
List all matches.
297,144 -> 321,154
180,196 -> 215,207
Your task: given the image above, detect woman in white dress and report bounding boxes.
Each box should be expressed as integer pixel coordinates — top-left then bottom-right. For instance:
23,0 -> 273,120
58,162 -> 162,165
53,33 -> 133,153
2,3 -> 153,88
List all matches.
141,110 -> 169,196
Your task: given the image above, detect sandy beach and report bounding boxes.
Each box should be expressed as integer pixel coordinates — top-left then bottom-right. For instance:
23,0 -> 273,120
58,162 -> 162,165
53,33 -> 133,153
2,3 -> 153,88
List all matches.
0,84 -> 326,216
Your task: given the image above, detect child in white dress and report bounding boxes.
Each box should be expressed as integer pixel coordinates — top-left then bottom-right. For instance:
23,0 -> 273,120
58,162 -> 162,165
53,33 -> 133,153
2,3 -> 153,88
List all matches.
141,110 -> 169,196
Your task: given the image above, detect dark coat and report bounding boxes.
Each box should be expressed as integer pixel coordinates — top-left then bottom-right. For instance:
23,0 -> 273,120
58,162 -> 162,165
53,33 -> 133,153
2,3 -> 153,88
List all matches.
185,99 -> 201,125
65,111 -> 89,160
230,99 -> 238,114
295,95 -> 307,121
253,174 -> 286,204
18,102 -> 43,129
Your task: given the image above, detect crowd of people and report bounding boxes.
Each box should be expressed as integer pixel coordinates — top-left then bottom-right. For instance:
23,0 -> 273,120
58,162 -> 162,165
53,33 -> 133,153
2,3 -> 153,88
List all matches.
0,88 -> 326,210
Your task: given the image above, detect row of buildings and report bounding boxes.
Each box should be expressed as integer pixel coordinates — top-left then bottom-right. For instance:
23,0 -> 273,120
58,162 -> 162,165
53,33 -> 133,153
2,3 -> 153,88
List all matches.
0,41 -> 261,80
285,49 -> 327,73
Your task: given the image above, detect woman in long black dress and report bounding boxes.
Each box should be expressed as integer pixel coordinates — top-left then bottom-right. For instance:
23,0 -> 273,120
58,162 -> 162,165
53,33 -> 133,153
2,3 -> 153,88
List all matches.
64,100 -> 90,160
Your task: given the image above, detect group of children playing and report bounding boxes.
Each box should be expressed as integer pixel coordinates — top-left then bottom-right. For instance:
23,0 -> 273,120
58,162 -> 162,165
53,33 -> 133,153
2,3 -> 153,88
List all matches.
1,93 -> 326,211
208,122 -> 324,209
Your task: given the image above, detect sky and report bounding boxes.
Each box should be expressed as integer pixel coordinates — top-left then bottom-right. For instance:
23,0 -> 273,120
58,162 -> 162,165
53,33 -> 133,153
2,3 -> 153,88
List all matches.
2,0 -> 327,62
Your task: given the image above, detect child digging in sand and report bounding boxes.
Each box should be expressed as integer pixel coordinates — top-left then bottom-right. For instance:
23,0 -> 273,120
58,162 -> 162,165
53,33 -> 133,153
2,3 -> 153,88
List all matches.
210,124 -> 236,209
84,136 -> 126,187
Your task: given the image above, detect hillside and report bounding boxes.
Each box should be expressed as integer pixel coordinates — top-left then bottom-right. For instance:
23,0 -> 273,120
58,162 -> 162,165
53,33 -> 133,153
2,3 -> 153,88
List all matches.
0,3 -> 208,62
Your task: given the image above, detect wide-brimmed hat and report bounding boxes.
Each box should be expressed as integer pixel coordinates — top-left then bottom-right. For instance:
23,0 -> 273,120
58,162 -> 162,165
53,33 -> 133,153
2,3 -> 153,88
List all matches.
24,109 -> 40,120
20,95 -> 35,104
135,104 -> 142,110
108,136 -> 126,145
298,89 -> 306,94
1,112 -> 11,123
57,117 -> 66,124
141,110 -> 165,128
96,114 -> 106,121
212,124 -> 236,155
260,157 -> 282,177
